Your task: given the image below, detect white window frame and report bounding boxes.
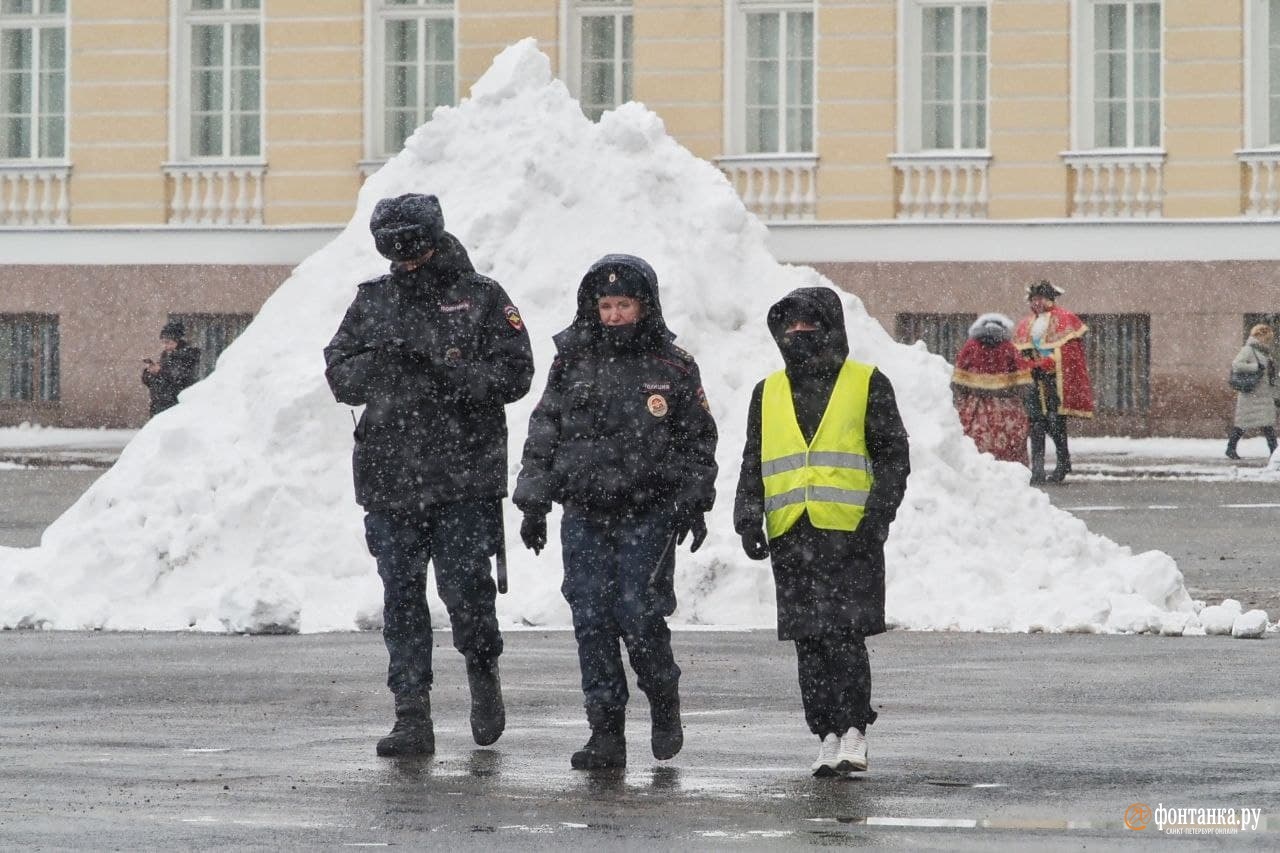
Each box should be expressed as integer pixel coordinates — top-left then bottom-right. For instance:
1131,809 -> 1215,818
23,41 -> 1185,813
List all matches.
1070,0 -> 1163,151
1244,0 -> 1280,149
170,0 -> 264,164
363,0 -> 457,162
898,0 -> 989,154
0,0 -> 67,162
725,0 -> 816,155
564,0 -> 633,121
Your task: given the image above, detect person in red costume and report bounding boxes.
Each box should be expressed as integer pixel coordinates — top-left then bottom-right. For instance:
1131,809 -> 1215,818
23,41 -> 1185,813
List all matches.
1012,281 -> 1094,484
952,313 -> 1033,465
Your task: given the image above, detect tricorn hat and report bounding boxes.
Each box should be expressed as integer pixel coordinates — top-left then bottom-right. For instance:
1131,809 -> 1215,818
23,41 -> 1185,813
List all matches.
1026,280 -> 1065,300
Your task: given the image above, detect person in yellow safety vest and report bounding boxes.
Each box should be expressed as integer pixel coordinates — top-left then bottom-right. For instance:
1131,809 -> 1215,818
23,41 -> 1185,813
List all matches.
734,286 -> 911,778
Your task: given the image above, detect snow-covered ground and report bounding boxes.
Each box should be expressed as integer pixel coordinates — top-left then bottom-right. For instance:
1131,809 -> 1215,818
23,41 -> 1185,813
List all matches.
0,424 -> 136,451
0,41 -> 1269,637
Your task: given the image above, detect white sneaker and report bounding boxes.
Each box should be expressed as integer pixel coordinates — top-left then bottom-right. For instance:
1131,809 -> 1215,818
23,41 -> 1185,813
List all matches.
835,729 -> 868,773
811,733 -> 841,777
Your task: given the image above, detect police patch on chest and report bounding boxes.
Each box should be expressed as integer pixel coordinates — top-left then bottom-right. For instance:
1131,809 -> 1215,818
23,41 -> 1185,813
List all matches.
439,300 -> 472,314
646,394 -> 669,418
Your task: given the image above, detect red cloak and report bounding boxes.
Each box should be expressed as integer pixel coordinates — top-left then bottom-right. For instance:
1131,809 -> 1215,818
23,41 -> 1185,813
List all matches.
1012,305 -> 1094,418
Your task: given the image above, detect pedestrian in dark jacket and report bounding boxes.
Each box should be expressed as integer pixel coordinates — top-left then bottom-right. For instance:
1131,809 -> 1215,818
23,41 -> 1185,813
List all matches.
141,319 -> 201,416
324,193 -> 534,757
513,254 -> 718,770
735,286 -> 910,777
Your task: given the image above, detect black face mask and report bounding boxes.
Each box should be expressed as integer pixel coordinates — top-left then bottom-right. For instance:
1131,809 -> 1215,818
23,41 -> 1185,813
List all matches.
599,322 -> 644,351
780,330 -> 824,366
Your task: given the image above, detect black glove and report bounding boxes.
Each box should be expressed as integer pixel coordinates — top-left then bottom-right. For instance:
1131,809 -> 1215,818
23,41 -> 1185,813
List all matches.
740,528 -> 770,560
519,513 -> 547,555
684,516 -> 708,552
851,517 -> 889,554
673,505 -> 707,553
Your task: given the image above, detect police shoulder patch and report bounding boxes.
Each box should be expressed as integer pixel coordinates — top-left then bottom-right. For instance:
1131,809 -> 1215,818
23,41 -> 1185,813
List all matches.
503,304 -> 524,330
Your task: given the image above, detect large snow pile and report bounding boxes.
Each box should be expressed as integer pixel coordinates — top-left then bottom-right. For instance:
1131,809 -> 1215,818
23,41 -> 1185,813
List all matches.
0,41 -> 1195,634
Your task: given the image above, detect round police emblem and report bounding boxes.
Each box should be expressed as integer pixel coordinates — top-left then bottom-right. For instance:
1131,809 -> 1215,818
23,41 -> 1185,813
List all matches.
444,346 -> 462,366
647,394 -> 668,417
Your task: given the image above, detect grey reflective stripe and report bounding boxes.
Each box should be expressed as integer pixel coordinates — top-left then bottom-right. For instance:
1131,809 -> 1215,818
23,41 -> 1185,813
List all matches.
763,451 -> 870,477
807,451 -> 871,473
765,486 -> 869,513
761,453 -> 807,477
763,487 -> 807,513
808,486 -> 869,506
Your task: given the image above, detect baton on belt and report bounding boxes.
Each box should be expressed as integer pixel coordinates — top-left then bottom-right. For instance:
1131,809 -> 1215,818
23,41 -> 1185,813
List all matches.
648,531 -> 678,590
495,502 -> 508,594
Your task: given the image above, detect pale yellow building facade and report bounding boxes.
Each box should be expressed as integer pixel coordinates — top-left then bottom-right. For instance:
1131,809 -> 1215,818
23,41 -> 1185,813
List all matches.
2,1 -> 1279,434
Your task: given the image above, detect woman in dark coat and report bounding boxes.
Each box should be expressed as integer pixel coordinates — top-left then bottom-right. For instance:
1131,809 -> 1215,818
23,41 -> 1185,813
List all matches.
735,286 -> 910,777
514,254 -> 718,770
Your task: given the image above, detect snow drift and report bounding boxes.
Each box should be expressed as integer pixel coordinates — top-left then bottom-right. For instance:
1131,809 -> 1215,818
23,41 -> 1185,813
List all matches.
0,40 -> 1194,634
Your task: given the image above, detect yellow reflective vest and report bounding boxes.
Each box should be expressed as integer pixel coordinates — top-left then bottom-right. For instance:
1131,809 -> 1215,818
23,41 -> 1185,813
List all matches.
761,360 -> 875,540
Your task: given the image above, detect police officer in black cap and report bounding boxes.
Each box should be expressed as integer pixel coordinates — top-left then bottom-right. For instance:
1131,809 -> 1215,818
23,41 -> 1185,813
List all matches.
324,193 -> 534,757
513,254 -> 718,769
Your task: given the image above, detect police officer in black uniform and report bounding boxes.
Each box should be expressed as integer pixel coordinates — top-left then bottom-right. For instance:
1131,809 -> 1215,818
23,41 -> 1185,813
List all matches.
324,193 -> 534,757
513,254 -> 718,769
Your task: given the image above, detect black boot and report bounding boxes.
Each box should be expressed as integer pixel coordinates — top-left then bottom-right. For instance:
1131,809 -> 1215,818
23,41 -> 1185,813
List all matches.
1226,427 -> 1244,460
1046,417 -> 1071,482
376,694 -> 434,757
571,707 -> 626,769
1264,427 -> 1278,456
649,685 -> 683,761
1029,421 -> 1047,483
467,658 -> 505,747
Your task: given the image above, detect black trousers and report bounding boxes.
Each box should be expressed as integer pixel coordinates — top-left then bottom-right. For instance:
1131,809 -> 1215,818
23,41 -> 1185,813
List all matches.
560,506 -> 681,717
1029,413 -> 1070,475
794,627 -> 876,737
363,500 -> 503,700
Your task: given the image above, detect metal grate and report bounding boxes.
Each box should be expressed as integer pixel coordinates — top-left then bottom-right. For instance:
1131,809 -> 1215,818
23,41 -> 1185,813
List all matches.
169,313 -> 253,381
0,314 -> 59,402
1079,313 -> 1150,414
893,312 -> 977,364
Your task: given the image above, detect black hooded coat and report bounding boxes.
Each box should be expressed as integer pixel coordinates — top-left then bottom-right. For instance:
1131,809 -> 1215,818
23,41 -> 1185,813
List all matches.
513,255 -> 718,518
734,287 -> 911,640
324,232 -> 534,511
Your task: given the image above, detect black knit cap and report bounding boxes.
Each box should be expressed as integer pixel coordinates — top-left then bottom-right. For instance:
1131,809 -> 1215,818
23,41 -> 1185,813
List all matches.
160,319 -> 185,341
370,193 -> 445,261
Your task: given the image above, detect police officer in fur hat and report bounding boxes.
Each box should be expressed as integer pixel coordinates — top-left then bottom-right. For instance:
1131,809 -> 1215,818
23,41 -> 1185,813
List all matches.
324,193 -> 534,757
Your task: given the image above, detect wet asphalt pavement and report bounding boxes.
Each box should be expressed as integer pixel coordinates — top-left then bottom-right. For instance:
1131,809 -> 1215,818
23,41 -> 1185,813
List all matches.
2,459 -> 1278,848
1,629 -> 1278,850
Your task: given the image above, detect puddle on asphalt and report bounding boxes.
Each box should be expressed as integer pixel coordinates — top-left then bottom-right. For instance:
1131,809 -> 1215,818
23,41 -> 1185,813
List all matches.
924,779 -> 1007,788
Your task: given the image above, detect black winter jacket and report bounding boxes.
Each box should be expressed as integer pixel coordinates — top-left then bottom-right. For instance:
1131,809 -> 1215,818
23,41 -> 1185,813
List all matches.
324,233 -> 534,511
513,255 -> 718,518
734,287 -> 911,639
142,342 -> 201,416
